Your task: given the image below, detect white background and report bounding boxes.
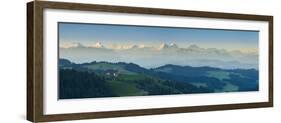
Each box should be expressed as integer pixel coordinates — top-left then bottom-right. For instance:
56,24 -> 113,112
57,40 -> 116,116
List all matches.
0,0 -> 280,123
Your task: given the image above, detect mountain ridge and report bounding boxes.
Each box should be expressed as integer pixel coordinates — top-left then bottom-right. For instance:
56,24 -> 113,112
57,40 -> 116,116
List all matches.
60,58 -> 258,71
60,42 -> 258,69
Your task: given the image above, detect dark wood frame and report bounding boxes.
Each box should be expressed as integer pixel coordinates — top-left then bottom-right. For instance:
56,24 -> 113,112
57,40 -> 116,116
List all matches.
27,1 -> 273,122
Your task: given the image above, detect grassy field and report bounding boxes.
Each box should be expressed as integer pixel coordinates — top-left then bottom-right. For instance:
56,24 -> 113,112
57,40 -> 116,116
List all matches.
107,80 -> 146,96
206,71 -> 230,80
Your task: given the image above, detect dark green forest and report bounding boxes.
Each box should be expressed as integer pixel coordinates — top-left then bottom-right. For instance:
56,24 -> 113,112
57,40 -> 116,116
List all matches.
59,59 -> 259,99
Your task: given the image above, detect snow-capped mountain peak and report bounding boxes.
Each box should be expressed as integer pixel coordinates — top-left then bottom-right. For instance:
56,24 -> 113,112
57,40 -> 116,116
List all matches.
91,42 -> 104,48
169,43 -> 178,48
138,44 -> 146,48
60,42 -> 84,48
158,43 -> 169,50
158,43 -> 178,50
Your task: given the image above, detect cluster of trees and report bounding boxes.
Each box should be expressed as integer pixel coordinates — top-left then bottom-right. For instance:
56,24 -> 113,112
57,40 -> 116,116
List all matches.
59,69 -> 115,99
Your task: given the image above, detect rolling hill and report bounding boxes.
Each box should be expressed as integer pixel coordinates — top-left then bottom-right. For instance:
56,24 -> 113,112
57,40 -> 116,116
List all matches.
59,59 -> 258,99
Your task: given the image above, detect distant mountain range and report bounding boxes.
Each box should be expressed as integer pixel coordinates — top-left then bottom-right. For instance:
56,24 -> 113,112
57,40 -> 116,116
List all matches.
59,42 -> 258,69
59,59 -> 258,99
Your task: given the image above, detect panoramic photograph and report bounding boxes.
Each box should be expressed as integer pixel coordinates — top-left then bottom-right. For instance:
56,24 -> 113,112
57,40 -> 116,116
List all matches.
58,22 -> 259,99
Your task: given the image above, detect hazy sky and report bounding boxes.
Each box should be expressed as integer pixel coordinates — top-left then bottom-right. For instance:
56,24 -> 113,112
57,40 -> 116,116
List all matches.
59,22 -> 259,51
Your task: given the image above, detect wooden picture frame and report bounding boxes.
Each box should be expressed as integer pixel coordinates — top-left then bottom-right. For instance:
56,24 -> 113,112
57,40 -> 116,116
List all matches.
27,1 -> 273,122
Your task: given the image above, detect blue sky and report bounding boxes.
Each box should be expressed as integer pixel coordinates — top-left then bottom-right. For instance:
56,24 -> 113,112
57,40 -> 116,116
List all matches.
59,22 -> 259,51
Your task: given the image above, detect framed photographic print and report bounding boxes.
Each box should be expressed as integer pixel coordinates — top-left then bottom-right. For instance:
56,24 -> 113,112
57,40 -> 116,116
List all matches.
27,0 -> 273,122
